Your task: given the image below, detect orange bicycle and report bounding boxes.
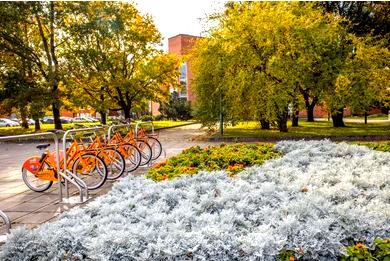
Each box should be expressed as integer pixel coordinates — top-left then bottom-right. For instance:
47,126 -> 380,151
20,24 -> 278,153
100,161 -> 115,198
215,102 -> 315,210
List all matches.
109,129 -> 152,166
81,134 -> 131,179
137,127 -> 162,161
21,139 -> 107,192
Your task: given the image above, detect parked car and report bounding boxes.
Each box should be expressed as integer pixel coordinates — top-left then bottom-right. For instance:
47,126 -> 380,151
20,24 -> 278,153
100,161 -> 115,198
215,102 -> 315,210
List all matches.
61,117 -> 73,123
0,118 -> 20,127
41,117 -> 54,124
73,116 -> 99,123
12,118 -> 35,125
42,116 -> 74,124
85,116 -> 99,123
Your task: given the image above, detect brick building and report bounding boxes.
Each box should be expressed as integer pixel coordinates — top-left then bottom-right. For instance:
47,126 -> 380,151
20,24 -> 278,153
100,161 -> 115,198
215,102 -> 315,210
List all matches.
150,34 -> 200,116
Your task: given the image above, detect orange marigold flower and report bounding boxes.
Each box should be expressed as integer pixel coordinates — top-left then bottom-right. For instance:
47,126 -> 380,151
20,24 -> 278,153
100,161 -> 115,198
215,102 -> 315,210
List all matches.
289,256 -> 295,261
154,161 -> 166,168
355,243 -> 365,249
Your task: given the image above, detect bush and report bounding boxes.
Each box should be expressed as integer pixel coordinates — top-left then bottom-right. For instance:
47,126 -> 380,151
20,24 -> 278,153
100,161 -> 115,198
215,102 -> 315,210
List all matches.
146,143 -> 281,181
154,114 -> 165,121
140,115 -> 154,121
339,238 -> 390,261
159,91 -> 192,121
361,142 -> 390,152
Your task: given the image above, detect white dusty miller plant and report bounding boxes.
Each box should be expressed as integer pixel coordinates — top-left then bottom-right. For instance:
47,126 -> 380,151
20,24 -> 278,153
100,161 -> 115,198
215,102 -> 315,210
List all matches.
1,140 -> 389,260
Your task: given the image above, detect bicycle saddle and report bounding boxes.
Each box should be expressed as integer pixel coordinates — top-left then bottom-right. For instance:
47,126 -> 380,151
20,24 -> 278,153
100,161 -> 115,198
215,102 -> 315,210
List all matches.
36,144 -> 50,150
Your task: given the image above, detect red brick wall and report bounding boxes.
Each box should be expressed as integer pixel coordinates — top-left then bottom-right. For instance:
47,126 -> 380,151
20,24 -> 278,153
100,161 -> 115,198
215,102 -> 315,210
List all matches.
168,34 -> 201,104
299,106 -> 352,118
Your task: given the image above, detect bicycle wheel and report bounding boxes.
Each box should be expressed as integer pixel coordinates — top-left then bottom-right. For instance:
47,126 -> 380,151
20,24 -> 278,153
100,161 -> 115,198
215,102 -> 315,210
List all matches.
147,137 -> 162,161
121,144 -> 142,172
22,163 -> 53,192
72,153 -> 107,190
137,140 -> 152,166
98,148 -> 125,180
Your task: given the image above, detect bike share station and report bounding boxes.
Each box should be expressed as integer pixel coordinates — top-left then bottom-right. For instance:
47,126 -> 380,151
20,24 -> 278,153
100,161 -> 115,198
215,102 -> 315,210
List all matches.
0,122 -> 164,241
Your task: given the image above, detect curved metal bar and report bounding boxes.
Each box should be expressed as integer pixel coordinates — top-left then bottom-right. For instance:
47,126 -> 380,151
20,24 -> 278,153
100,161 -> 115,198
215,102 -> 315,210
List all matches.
107,123 -> 133,141
0,132 -> 64,202
0,131 -> 58,142
135,121 -> 155,139
62,127 -> 103,202
0,210 -> 11,234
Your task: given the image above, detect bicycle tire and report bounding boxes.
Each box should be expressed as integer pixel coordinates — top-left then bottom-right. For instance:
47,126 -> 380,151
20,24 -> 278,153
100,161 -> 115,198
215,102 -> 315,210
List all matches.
22,162 -> 53,192
98,148 -> 126,180
72,153 -> 108,190
120,144 -> 142,172
147,137 -> 162,161
137,140 -> 152,166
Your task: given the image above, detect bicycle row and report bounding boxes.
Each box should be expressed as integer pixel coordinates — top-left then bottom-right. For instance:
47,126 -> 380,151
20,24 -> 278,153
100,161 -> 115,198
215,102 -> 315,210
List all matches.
22,125 -> 162,192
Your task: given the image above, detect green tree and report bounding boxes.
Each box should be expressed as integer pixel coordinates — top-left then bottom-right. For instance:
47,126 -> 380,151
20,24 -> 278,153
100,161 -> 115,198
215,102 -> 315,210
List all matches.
64,2 -> 180,120
159,91 -> 192,120
0,1 -> 71,129
193,2 -> 350,132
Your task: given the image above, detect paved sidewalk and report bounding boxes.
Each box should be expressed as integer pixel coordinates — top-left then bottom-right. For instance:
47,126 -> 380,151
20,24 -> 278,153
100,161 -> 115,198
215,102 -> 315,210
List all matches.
0,124 -> 213,235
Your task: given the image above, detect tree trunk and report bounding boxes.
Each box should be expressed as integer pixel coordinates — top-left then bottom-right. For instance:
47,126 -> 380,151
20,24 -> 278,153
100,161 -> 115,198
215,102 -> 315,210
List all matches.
260,119 -> 270,130
52,102 -> 62,129
302,90 -> 318,122
100,111 -> 107,125
33,116 -> 41,131
331,108 -> 346,127
292,110 -> 299,127
277,109 -> 288,132
123,106 -> 131,120
364,111 -> 368,124
307,106 -> 315,122
20,107 -> 29,129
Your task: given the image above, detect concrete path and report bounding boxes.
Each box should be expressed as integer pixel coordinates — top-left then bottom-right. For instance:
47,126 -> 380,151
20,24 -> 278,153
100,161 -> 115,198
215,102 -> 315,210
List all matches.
0,124 -> 213,235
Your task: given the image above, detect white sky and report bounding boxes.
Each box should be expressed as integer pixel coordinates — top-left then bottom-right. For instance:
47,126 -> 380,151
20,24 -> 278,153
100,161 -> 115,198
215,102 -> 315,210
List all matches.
130,0 -> 226,50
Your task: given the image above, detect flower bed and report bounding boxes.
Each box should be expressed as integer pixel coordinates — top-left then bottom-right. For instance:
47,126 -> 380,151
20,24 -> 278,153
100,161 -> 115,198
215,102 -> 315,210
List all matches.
0,140 -> 389,260
360,141 -> 390,152
147,143 -> 281,181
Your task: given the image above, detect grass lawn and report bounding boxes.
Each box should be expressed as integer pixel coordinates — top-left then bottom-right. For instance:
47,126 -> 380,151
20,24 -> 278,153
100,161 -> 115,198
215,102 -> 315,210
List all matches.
141,120 -> 196,131
345,113 -> 388,121
214,119 -> 390,138
0,120 -> 196,137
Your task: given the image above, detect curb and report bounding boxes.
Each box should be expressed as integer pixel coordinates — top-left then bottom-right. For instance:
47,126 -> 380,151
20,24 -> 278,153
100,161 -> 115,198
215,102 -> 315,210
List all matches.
0,122 -> 199,144
153,122 -> 198,131
208,135 -> 390,142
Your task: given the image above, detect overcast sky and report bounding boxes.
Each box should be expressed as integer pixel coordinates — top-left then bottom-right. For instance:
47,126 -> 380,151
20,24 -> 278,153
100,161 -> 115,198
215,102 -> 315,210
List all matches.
131,0 -> 226,50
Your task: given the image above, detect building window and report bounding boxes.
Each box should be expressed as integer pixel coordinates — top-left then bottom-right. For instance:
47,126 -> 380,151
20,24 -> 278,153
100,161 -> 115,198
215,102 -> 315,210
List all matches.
179,62 -> 187,98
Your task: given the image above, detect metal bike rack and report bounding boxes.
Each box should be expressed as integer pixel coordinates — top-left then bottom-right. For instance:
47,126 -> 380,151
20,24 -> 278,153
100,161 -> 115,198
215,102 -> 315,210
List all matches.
135,121 -> 155,139
0,131 -> 90,204
135,121 -> 164,166
0,131 -> 64,235
107,123 -> 134,141
0,133 -> 62,193
62,127 -> 104,203
0,209 -> 11,234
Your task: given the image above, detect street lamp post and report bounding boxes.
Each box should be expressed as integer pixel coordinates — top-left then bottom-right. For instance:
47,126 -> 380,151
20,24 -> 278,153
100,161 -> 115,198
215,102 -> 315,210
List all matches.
219,88 -> 224,136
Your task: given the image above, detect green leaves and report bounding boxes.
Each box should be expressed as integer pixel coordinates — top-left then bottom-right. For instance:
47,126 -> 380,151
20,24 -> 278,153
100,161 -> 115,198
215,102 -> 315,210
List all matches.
146,143 -> 281,181
192,2 -> 390,131
65,2 -> 180,118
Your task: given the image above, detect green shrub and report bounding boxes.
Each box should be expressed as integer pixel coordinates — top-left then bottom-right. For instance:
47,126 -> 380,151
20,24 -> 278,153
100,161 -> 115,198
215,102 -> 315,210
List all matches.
339,238 -> 390,261
140,115 -> 154,121
277,238 -> 390,261
362,142 -> 390,152
147,143 -> 282,181
159,91 -> 192,121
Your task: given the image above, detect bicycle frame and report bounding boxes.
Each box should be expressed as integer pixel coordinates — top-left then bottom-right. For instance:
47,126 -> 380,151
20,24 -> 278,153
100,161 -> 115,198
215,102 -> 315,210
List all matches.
22,139 -> 88,182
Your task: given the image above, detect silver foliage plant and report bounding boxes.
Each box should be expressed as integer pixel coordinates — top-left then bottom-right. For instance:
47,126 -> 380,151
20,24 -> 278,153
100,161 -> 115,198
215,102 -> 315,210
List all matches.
1,140 -> 389,260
